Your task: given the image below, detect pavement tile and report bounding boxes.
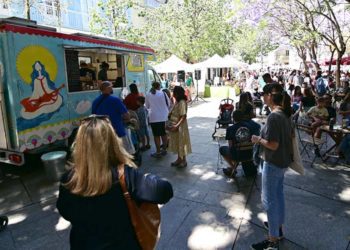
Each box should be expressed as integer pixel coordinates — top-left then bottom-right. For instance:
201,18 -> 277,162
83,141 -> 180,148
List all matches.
244,183 -> 350,249
233,220 -> 305,250
163,204 -> 240,250
1,98 -> 349,249
0,177 -> 32,214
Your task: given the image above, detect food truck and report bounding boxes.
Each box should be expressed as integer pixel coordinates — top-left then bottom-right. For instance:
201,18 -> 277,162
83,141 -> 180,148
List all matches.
0,17 -> 161,166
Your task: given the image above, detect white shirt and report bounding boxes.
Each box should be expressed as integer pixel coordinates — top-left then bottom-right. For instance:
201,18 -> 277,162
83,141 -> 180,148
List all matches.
145,90 -> 170,123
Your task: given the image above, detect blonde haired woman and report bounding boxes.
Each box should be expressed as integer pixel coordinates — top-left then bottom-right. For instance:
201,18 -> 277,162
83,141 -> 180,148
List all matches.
56,115 -> 173,249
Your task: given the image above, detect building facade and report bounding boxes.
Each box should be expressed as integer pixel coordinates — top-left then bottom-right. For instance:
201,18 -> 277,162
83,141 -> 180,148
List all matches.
0,0 -> 160,33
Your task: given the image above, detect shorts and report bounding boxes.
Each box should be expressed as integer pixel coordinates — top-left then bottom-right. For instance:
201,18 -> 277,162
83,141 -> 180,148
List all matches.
150,122 -> 166,137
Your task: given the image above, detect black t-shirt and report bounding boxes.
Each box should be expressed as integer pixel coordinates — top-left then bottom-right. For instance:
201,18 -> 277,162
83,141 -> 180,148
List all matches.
226,120 -> 260,160
326,106 -> 336,121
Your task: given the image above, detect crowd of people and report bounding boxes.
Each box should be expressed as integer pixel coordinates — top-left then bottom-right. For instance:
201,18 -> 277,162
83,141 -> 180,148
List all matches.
60,67 -> 349,249
2,66 -> 347,249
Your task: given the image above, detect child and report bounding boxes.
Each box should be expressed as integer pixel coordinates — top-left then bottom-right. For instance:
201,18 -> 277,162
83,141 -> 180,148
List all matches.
307,97 -> 329,138
136,96 -> 151,151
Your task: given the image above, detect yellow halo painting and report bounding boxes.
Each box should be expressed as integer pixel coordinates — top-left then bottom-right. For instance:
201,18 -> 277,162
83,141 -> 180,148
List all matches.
16,45 -> 65,120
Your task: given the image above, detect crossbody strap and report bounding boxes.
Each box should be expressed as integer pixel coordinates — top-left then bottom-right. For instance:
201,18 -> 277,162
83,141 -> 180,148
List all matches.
92,95 -> 108,114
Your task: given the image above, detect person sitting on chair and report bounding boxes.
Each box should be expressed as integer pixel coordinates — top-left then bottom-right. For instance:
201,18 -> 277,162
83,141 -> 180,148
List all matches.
219,110 -> 261,177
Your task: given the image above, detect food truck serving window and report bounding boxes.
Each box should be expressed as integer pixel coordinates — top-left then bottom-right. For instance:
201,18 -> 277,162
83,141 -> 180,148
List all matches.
64,48 -> 125,92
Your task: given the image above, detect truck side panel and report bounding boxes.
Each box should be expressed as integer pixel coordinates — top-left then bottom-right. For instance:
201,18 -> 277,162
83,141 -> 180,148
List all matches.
11,33 -> 70,152
0,33 -> 10,149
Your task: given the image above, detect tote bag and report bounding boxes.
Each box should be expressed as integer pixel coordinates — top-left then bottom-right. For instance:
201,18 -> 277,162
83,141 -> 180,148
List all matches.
289,135 -> 305,175
119,168 -> 160,250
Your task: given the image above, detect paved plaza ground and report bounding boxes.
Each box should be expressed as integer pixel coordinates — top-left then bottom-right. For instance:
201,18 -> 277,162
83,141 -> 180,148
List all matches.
0,98 -> 349,250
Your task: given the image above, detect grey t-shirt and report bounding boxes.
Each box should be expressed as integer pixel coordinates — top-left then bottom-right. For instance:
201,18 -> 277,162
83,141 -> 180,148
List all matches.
260,110 -> 293,168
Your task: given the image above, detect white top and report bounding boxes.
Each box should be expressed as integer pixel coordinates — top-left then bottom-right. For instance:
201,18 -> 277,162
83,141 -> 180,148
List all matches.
145,90 -> 170,123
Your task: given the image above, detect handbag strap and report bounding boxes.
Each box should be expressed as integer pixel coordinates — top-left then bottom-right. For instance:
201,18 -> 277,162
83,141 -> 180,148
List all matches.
118,166 -> 130,197
92,95 -> 108,114
163,91 -> 169,107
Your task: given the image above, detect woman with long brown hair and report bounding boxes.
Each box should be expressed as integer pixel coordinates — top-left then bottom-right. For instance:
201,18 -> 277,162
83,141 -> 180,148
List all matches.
56,115 -> 173,249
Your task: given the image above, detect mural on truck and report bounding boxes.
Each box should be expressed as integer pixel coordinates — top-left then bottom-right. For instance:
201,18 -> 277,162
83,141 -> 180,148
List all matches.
16,45 -> 65,129
14,45 -> 70,151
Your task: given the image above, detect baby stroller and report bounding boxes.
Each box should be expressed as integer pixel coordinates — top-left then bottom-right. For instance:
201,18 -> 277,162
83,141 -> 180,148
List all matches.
212,98 -> 235,139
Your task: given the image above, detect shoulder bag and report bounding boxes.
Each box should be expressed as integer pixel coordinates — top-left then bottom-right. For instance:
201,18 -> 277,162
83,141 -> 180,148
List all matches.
119,167 -> 161,250
289,128 -> 305,175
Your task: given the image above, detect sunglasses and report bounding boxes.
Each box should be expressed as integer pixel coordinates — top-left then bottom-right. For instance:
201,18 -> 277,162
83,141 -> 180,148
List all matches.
81,114 -> 110,127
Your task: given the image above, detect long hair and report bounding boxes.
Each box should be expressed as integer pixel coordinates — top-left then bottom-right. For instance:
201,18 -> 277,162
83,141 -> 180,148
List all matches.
65,118 -> 135,196
173,86 -> 187,102
238,92 -> 252,109
129,83 -> 139,94
303,87 -> 314,98
263,83 -> 292,118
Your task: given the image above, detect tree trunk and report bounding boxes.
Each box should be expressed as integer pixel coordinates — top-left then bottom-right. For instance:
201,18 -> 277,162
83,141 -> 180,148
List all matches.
335,57 -> 341,88
308,41 -> 320,71
25,0 -> 30,20
328,48 -> 335,74
296,46 -> 308,72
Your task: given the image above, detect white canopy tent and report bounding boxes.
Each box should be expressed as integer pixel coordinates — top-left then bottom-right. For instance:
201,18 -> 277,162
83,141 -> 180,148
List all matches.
193,54 -> 227,68
154,55 -> 193,73
222,55 -> 248,68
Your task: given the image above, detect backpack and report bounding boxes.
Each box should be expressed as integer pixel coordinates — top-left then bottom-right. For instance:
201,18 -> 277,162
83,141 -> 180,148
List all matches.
316,78 -> 326,96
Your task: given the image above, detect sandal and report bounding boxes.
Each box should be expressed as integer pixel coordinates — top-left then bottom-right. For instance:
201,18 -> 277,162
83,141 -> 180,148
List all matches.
171,161 -> 181,167
0,216 -> 8,232
177,161 -> 187,168
151,152 -> 162,159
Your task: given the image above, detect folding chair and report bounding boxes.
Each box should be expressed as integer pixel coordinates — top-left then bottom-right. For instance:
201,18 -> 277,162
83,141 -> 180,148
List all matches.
230,141 -> 259,192
296,123 -> 326,167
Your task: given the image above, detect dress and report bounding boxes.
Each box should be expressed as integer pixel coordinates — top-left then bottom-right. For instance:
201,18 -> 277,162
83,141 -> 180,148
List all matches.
168,100 -> 192,158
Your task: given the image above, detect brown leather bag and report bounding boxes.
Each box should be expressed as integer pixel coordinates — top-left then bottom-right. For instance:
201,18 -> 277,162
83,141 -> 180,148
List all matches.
119,168 -> 161,250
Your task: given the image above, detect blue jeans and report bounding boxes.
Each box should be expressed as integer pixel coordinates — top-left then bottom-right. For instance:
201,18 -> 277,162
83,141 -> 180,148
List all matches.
262,161 -> 287,238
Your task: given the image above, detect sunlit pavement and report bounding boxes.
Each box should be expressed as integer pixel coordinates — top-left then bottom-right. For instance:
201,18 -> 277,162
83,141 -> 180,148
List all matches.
0,98 -> 349,249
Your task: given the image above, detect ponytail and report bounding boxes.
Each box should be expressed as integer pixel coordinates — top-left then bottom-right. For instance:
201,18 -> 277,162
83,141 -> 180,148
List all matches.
264,83 -> 292,118
281,91 -> 292,118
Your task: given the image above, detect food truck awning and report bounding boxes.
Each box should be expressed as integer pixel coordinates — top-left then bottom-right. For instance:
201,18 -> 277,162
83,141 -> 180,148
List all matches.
63,46 -> 129,55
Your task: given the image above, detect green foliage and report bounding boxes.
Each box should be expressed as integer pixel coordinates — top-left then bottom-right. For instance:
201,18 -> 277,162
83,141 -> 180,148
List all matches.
89,0 -> 136,39
139,0 -> 235,63
231,23 -> 278,64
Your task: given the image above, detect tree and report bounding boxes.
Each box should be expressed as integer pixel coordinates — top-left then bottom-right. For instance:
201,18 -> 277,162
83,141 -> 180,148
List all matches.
89,0 -> 135,40
139,0 -> 235,63
294,0 -> 350,86
230,22 -> 277,64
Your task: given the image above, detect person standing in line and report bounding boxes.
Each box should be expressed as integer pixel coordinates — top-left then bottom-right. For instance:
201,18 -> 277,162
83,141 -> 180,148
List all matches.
123,83 -> 141,111
167,86 -> 192,168
251,83 -> 293,250
92,81 -> 134,154
57,116 -> 173,249
146,81 -> 170,158
136,96 -> 151,151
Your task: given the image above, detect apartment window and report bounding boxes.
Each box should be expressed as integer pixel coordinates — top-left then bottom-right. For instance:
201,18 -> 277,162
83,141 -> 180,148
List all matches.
45,0 -> 59,16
